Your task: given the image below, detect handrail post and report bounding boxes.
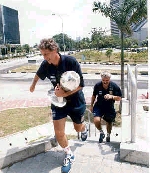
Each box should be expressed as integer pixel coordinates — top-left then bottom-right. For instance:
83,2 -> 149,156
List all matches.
127,65 -> 129,100
86,108 -> 91,137
127,64 -> 137,143
135,65 -> 139,100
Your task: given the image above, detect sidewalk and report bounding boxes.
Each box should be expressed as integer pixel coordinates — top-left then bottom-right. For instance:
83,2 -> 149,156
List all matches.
0,123 -> 149,173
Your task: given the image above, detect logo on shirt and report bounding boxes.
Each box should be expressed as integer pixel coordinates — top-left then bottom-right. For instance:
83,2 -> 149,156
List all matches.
50,75 -> 56,81
99,91 -> 102,95
50,75 -> 57,86
109,86 -> 113,95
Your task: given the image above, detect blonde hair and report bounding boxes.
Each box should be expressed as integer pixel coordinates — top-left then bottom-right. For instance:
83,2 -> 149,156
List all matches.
101,71 -> 111,78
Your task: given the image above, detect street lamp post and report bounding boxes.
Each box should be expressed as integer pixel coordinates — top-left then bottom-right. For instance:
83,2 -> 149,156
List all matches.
52,13 -> 65,54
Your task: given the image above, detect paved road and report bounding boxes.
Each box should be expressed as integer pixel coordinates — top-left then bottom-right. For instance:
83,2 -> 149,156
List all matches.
0,72 -> 148,89
0,56 -> 42,74
0,56 -> 148,90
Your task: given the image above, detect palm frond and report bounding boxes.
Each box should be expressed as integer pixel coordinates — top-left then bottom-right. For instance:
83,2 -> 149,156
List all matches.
130,0 -> 147,23
93,1 -> 114,18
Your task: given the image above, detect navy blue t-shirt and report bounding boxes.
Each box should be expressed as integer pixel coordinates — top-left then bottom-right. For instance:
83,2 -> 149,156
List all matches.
93,81 -> 122,111
36,53 -> 85,106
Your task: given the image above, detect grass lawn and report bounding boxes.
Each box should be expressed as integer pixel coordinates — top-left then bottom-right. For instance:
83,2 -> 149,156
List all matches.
0,107 -> 51,137
11,65 -> 127,74
0,104 -> 121,138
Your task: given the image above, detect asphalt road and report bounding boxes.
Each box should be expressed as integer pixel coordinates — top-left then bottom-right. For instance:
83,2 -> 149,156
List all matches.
0,56 -> 148,89
0,75 -> 148,89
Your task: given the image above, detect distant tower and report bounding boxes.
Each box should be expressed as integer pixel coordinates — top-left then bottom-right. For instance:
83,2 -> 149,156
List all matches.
110,0 -> 120,36
76,36 -> 81,42
0,5 -> 20,44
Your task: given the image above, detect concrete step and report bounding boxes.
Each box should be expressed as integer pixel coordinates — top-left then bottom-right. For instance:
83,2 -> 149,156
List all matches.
120,101 -> 149,166
0,119 -> 149,169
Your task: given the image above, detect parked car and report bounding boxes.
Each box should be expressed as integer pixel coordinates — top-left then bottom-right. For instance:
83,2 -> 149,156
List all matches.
68,51 -> 73,55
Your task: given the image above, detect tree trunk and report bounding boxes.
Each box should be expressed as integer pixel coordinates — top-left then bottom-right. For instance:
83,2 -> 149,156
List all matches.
120,31 -> 125,98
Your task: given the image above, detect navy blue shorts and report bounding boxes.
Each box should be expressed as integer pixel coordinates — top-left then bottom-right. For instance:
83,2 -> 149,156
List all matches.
93,105 -> 116,123
51,104 -> 86,124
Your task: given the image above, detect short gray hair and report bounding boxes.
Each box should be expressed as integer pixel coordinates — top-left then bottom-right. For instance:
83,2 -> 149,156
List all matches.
101,71 -> 111,78
38,38 -> 59,52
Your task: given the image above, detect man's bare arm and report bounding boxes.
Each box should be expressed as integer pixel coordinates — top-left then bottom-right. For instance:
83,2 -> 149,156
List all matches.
89,95 -> 96,112
30,74 -> 40,92
63,86 -> 82,97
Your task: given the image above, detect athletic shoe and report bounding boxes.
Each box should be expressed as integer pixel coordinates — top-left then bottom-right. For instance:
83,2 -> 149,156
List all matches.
106,136 -> 110,142
81,125 -> 88,141
99,132 -> 105,143
61,154 -> 75,173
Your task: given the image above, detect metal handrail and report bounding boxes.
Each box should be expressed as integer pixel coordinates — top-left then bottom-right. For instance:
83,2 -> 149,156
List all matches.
127,64 -> 137,142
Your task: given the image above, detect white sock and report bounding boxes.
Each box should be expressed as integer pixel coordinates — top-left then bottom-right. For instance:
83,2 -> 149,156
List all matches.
81,124 -> 87,133
63,146 -> 73,155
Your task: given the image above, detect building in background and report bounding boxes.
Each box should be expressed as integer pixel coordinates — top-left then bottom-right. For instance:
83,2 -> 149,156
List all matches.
76,36 -> 81,42
110,0 -> 148,46
132,19 -> 148,46
0,5 -> 20,45
110,0 -> 120,36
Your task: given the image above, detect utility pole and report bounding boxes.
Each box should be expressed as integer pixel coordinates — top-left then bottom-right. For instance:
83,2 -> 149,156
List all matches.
52,13 -> 65,54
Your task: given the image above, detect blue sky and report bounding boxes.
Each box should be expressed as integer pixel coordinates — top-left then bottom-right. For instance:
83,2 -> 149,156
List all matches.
1,0 -> 110,46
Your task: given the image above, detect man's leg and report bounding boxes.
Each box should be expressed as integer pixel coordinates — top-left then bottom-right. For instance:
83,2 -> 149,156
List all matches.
105,115 -> 114,142
53,118 -> 75,173
106,122 -> 113,134
103,112 -> 116,142
73,121 -> 88,141
73,122 -> 85,132
53,117 -> 68,148
93,116 -> 102,130
69,106 -> 88,141
93,117 -> 105,143
93,107 -> 105,143
105,122 -> 112,142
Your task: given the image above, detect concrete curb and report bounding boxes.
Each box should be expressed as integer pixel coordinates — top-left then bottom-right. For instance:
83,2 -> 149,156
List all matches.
121,99 -> 149,166
0,137 -> 58,169
5,71 -> 149,76
120,142 -> 149,166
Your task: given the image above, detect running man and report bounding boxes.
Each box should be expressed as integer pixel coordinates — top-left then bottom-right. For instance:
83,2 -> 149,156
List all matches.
30,38 -> 88,173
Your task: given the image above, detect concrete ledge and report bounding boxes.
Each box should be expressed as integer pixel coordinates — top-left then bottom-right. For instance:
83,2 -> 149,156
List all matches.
28,59 -> 37,63
0,137 -> 58,169
120,142 -> 149,166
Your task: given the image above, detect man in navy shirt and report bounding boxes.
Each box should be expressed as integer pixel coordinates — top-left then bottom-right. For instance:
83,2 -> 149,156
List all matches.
30,38 -> 87,173
90,71 -> 122,143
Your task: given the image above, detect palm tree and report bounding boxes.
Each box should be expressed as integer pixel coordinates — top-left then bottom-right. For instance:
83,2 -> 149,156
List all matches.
93,0 -> 147,97
105,48 -> 113,62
